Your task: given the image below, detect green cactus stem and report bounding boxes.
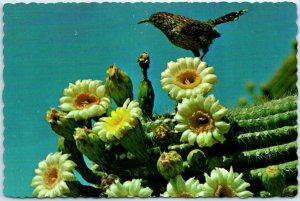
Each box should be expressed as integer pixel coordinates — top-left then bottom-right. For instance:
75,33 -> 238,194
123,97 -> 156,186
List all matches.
109,154 -> 146,172
227,96 -> 297,136
260,40 -> 297,99
235,110 -> 296,129
203,95 -> 297,154
244,160 -> 297,182
206,141 -> 297,171
105,64 -> 133,106
230,95 -> 296,121
66,181 -> 103,197
275,75 -> 297,97
137,52 -> 155,119
234,125 -> 297,147
74,127 -> 112,172
118,120 -> 153,166
226,141 -> 297,168
169,175 -> 187,195
58,137 -> 101,185
242,160 -> 297,196
138,80 -> 155,119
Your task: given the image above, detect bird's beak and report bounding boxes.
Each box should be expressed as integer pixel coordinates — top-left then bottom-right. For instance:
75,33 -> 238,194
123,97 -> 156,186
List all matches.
138,19 -> 149,24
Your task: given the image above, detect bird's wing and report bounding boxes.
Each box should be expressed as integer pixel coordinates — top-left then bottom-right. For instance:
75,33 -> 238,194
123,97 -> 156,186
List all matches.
181,21 -> 221,39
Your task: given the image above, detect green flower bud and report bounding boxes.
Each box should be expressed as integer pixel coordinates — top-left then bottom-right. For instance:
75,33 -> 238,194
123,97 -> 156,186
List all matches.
59,136 -> 101,185
157,151 -> 183,180
46,108 -> 79,141
105,64 -> 133,106
137,52 -> 150,71
74,127 -> 110,171
262,165 -> 286,196
138,80 -> 154,119
168,175 -> 188,196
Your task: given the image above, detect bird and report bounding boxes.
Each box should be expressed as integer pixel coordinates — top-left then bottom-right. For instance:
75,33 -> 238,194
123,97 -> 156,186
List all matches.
138,9 -> 248,59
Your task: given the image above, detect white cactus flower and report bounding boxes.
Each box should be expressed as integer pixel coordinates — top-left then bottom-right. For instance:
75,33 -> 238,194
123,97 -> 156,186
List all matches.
161,57 -> 217,100
31,152 -> 76,198
175,94 -> 230,147
59,79 -> 111,120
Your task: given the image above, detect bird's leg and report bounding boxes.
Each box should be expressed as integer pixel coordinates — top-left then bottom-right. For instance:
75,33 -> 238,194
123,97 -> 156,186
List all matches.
191,49 -> 200,58
201,49 -> 208,60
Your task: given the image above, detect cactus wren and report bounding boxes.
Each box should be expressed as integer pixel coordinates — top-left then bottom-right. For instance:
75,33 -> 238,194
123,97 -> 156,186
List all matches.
138,9 -> 247,59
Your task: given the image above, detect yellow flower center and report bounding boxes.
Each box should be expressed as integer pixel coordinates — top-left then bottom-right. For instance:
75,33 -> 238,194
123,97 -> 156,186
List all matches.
190,110 -> 215,133
44,167 -> 59,189
175,69 -> 202,89
105,108 -> 132,138
73,93 -> 100,109
214,185 -> 235,197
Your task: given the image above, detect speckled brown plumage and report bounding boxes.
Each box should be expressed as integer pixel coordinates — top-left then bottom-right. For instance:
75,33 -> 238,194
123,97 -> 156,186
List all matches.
139,9 -> 247,59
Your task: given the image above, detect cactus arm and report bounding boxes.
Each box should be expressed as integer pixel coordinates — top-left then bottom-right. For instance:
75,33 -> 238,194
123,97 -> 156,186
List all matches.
230,95 -> 296,121
66,181 -> 103,197
137,52 -> 155,119
206,141 -> 297,171
234,125 -> 297,147
244,160 -> 297,182
226,141 -> 297,167
59,138 -> 101,185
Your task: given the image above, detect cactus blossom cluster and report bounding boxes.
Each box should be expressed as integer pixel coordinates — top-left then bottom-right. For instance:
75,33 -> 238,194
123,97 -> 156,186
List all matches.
32,54 -> 297,198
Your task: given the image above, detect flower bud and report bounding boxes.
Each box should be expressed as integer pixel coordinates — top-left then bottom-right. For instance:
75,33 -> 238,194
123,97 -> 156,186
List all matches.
157,151 -> 183,180
74,127 -> 110,170
138,80 -> 154,119
105,64 -> 133,106
46,108 -> 78,141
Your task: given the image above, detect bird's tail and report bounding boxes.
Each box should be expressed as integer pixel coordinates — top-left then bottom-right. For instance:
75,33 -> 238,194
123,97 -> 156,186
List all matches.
209,9 -> 248,26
